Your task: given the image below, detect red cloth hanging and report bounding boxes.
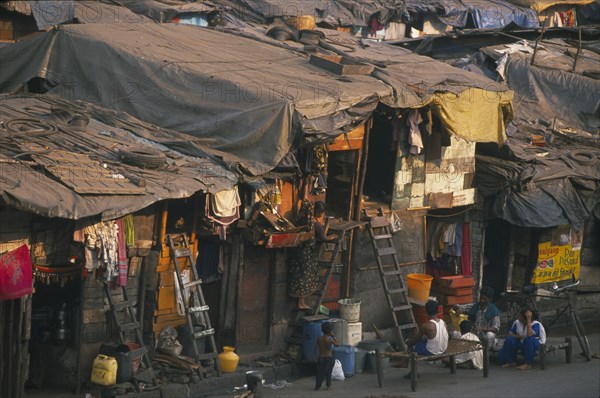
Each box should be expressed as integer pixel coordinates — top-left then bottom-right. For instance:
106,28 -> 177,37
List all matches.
461,223 -> 472,276
0,245 -> 33,300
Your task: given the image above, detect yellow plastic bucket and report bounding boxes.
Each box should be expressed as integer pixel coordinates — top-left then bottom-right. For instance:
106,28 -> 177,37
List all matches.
407,274 -> 433,301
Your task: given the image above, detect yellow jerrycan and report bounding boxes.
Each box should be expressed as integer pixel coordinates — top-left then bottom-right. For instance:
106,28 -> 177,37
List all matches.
91,354 -> 118,386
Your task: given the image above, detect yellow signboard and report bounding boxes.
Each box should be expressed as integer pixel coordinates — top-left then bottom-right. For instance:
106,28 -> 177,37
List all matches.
532,241 -> 580,284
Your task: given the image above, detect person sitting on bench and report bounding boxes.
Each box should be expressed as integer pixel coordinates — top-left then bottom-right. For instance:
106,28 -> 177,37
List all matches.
453,286 -> 501,349
451,320 -> 484,370
499,307 -> 546,370
404,300 -> 449,378
406,300 -> 449,355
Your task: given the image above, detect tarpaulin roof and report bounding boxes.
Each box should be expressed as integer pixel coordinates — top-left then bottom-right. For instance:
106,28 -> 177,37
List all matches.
480,39 -> 600,132
8,1 -> 154,29
476,149 -> 600,229
473,40 -> 600,228
400,0 -> 539,28
118,0 -> 218,23
0,23 -> 513,177
215,0 -> 539,28
0,94 -> 237,220
504,0 -> 595,12
0,23 -> 391,176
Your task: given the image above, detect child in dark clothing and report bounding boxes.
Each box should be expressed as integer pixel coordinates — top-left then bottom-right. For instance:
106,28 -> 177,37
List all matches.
315,321 -> 339,391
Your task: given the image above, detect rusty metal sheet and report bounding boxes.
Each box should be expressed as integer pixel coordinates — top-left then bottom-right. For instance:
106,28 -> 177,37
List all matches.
32,150 -> 145,195
428,192 -> 453,209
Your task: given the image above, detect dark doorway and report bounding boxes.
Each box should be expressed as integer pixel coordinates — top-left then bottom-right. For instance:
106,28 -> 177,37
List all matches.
364,112 -> 396,202
482,219 -> 511,299
237,246 -> 272,355
326,150 -> 358,219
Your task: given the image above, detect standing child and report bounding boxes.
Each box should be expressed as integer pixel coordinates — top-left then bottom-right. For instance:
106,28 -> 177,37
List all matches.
315,322 -> 339,391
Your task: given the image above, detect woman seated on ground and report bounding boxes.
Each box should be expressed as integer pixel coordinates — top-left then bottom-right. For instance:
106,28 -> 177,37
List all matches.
499,307 -> 546,370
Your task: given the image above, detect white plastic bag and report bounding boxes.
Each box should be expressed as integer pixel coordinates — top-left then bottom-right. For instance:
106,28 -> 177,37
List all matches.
331,359 -> 345,381
389,211 -> 403,233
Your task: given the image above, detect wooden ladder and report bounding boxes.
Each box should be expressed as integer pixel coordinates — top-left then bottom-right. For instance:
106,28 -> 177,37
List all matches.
166,233 -> 221,379
312,219 -> 366,315
103,282 -> 156,390
362,208 -> 418,350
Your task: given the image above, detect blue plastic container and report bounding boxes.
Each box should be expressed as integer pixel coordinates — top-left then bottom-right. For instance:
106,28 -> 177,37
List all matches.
333,345 -> 355,377
303,320 -> 326,362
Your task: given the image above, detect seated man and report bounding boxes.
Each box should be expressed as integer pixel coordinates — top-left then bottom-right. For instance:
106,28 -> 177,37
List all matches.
454,286 -> 500,348
452,320 -> 484,370
404,300 -> 449,378
405,300 -> 449,356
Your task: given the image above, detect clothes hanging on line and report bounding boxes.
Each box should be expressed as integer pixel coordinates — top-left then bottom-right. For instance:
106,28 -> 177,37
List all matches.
428,221 -> 464,261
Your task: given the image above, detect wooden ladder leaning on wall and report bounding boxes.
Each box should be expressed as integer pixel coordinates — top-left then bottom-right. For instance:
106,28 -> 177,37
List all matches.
166,233 -> 221,379
362,208 -> 418,351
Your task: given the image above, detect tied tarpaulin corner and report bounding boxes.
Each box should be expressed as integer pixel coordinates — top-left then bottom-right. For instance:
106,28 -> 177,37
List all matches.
0,245 -> 33,300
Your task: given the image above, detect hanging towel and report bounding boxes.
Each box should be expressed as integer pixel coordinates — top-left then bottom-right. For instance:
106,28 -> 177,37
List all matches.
211,188 -> 241,218
0,245 -> 33,300
124,214 -> 135,247
408,109 -> 424,155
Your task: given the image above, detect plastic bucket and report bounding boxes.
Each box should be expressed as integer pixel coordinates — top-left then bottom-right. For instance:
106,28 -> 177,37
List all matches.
333,345 -> 355,377
338,298 -> 361,322
407,274 -> 433,301
303,320 -> 326,362
354,348 -> 368,374
330,318 -> 348,345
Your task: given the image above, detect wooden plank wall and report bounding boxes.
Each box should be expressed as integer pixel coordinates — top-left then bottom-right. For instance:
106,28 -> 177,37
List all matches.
0,296 -> 32,398
0,210 -> 32,398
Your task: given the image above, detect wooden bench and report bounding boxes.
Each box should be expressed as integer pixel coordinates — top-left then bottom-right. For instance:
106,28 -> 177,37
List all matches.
490,337 -> 573,370
375,338 -> 489,392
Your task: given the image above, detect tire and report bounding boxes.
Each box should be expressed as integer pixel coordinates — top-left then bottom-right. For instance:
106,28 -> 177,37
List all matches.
119,147 -> 166,169
568,149 -> 596,166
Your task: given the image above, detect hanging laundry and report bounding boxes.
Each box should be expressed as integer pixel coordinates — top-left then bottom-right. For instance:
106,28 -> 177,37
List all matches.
408,109 -> 424,154
211,188 -> 241,218
94,221 -> 119,281
124,214 -> 135,247
115,218 -> 128,287
0,245 -> 33,300
206,189 -> 240,228
461,223 -> 472,276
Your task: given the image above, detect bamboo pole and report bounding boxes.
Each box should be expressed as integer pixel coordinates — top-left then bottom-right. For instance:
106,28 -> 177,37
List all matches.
358,259 -> 427,272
